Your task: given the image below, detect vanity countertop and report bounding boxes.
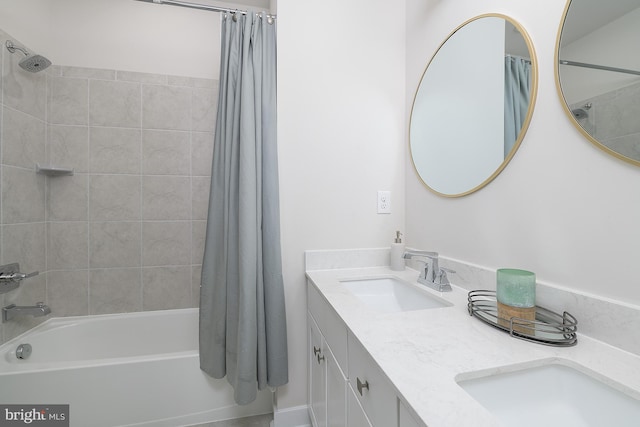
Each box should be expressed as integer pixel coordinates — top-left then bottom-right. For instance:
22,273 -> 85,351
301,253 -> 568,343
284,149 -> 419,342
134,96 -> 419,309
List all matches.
306,266 -> 640,427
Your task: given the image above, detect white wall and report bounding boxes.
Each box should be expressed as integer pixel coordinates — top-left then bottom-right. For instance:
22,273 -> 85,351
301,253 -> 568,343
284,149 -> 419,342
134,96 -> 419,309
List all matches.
560,7 -> 640,103
276,0 -> 406,411
406,0 -> 640,306
0,0 -> 221,79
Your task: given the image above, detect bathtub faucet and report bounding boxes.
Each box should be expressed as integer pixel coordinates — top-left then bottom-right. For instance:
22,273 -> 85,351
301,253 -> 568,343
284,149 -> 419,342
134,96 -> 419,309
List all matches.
2,302 -> 51,323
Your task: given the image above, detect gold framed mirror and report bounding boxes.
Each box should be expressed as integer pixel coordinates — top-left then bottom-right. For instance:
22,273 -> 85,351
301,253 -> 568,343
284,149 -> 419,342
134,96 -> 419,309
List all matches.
409,14 -> 538,197
556,0 -> 640,166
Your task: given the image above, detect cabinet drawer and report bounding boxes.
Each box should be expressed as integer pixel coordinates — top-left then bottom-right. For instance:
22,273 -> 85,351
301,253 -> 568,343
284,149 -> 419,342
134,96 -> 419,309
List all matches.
348,333 -> 397,427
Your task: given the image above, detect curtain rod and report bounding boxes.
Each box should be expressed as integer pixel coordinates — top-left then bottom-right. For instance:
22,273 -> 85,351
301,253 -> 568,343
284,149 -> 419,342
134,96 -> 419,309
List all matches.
134,0 -> 275,18
560,60 -> 640,77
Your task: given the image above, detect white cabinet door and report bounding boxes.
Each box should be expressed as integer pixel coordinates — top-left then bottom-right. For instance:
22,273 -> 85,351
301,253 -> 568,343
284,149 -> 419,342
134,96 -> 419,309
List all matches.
326,345 -> 347,427
399,399 -> 422,427
347,385 -> 373,427
309,314 -> 326,427
348,334 -> 397,427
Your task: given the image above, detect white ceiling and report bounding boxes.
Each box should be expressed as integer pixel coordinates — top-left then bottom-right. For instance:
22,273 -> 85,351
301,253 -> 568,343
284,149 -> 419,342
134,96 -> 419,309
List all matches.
561,0 -> 640,45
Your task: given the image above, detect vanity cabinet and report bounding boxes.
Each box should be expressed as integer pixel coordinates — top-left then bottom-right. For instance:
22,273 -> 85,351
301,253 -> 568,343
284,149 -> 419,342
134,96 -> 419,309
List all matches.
308,280 -> 424,427
308,285 -> 348,427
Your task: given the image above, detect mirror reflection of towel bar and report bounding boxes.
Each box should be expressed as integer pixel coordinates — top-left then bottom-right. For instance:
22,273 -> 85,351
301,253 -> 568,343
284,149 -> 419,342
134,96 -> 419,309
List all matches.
560,59 -> 640,76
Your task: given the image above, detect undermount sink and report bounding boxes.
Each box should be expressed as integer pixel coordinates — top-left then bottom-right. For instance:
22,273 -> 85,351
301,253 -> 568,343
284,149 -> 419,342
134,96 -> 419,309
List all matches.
457,363 -> 640,427
340,277 -> 452,313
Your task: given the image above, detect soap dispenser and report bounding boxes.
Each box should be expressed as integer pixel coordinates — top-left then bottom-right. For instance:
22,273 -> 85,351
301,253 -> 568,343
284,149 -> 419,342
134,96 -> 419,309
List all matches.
390,231 -> 405,271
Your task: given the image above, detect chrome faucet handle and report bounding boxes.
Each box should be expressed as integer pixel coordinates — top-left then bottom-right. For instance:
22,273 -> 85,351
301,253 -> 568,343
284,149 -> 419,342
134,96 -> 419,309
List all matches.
435,267 -> 455,285
0,271 -> 39,282
413,260 -> 429,281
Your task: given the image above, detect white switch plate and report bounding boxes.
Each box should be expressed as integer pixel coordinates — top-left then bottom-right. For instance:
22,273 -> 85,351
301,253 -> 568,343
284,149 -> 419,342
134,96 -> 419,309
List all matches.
377,191 -> 391,214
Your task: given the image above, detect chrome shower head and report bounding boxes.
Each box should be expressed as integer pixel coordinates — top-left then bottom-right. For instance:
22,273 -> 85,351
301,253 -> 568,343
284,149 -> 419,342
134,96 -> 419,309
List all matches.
572,108 -> 588,120
5,40 -> 51,73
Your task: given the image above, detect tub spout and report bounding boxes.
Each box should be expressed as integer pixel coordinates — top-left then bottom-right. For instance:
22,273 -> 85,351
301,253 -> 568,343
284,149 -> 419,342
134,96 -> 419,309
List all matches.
2,302 -> 51,323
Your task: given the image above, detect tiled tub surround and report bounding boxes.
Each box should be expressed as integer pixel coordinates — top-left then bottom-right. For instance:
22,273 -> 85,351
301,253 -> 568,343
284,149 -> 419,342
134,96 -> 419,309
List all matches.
305,248 -> 640,426
571,80 -> 640,160
0,28 -> 217,344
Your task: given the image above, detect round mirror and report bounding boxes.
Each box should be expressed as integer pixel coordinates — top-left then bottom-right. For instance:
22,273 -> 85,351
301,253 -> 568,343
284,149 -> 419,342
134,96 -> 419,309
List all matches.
556,0 -> 640,166
410,14 -> 538,197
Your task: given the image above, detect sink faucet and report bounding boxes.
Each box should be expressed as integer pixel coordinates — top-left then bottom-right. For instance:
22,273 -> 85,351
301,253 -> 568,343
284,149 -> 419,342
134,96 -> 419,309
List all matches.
403,250 -> 454,292
2,302 -> 51,323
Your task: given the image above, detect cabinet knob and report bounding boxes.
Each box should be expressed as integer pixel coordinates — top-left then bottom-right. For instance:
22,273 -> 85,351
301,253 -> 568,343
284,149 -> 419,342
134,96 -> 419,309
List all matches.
313,346 -> 321,356
317,353 -> 325,364
357,377 -> 369,395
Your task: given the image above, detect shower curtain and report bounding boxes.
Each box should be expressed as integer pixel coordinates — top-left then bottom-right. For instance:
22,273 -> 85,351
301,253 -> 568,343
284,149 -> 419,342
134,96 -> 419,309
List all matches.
504,56 -> 532,157
199,11 -> 288,405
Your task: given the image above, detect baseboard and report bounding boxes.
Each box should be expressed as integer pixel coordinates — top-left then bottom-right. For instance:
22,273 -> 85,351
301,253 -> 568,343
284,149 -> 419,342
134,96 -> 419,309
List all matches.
272,405 -> 311,427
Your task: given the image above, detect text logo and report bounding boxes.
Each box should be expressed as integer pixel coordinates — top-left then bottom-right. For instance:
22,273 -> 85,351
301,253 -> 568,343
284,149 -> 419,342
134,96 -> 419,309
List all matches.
0,405 -> 69,426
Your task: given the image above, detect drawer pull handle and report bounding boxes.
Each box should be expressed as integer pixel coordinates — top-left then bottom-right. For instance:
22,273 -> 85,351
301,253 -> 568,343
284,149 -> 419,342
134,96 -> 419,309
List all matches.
317,353 -> 325,364
357,377 -> 369,395
313,346 -> 321,356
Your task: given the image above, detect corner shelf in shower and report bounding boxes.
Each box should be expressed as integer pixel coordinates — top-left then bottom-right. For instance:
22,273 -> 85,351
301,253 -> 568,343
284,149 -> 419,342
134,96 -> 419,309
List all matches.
36,163 -> 74,176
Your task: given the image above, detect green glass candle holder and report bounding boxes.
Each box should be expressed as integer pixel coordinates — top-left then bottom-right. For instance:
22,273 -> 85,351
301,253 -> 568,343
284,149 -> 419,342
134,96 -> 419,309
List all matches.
496,268 -> 536,308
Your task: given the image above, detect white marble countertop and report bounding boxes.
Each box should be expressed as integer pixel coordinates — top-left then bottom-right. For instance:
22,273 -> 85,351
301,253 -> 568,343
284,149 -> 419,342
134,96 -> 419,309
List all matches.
306,266 -> 640,427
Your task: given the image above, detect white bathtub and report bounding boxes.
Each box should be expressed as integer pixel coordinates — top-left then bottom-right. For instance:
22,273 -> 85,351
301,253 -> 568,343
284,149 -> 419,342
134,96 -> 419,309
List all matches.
0,308 -> 273,427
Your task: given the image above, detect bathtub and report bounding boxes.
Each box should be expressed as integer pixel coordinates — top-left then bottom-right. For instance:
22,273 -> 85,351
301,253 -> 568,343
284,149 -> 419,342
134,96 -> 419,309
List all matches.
0,308 -> 273,427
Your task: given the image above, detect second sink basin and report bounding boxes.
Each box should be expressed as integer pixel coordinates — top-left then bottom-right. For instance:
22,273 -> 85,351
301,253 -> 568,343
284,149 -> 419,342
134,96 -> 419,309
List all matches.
340,277 -> 452,313
457,362 -> 640,426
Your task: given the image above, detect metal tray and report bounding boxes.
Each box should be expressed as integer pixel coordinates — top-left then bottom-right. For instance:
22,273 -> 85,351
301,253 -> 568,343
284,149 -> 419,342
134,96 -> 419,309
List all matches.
468,290 -> 578,347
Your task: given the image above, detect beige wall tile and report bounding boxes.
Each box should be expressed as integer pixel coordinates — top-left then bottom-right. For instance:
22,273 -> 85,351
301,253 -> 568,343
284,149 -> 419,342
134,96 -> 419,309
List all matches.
89,80 -> 141,127
142,266 -> 191,310
2,106 -> 46,168
2,166 -> 46,224
192,176 -> 211,220
142,84 -> 191,130
48,125 -> 89,173
1,223 -> 46,279
48,76 -> 88,125
142,221 -> 190,266
47,174 -> 88,221
142,130 -> 190,175
89,175 -> 141,221
192,265 -> 202,308
192,220 -> 207,266
142,176 -> 191,220
192,86 -> 218,132
89,127 -> 141,174
47,270 -> 89,317
89,221 -> 141,268
90,268 -> 142,314
47,222 -> 89,270
191,131 -> 214,176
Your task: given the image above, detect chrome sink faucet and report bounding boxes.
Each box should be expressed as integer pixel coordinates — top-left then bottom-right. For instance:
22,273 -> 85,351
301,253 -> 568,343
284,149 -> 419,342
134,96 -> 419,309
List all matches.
403,250 -> 454,292
2,302 -> 51,323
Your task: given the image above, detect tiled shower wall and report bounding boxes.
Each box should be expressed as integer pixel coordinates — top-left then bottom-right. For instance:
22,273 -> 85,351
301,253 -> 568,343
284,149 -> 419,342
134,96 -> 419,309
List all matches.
572,81 -> 640,159
0,28 -> 217,344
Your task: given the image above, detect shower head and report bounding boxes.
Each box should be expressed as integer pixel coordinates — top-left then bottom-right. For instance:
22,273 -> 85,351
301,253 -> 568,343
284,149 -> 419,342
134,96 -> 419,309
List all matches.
5,40 -> 51,73
572,108 -> 589,120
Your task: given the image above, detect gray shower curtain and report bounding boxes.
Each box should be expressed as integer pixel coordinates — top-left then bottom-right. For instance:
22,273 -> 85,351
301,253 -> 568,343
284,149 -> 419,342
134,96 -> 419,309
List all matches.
199,11 -> 288,405
504,56 -> 532,157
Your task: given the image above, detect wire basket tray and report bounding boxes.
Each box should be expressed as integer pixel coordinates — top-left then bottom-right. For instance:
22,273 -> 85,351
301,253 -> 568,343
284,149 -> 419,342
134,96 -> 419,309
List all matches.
468,290 -> 578,347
